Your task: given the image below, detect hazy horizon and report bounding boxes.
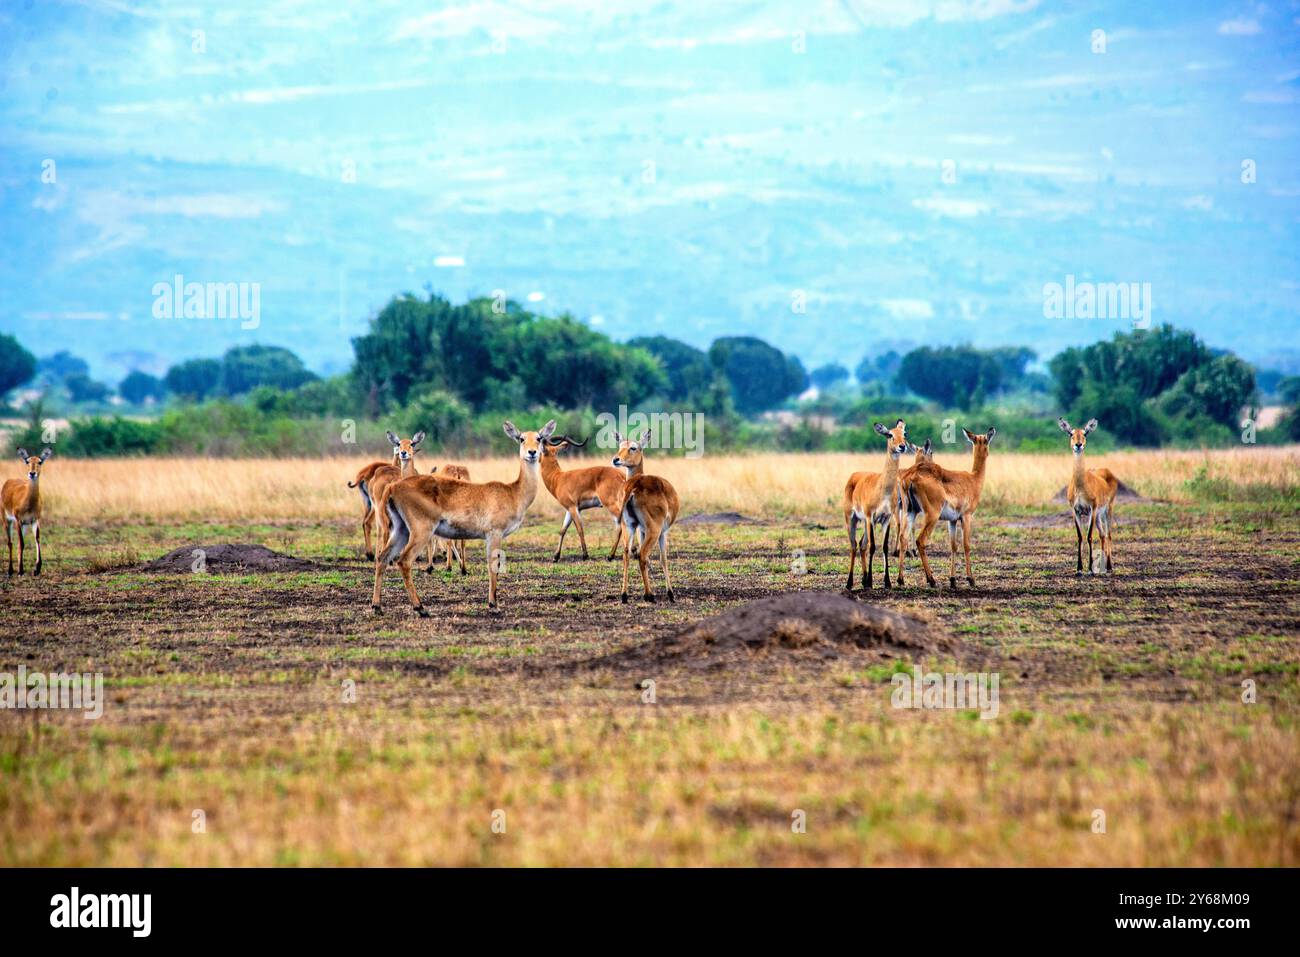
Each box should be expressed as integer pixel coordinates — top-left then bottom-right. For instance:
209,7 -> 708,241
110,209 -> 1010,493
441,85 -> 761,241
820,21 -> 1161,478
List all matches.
2,0 -> 1299,382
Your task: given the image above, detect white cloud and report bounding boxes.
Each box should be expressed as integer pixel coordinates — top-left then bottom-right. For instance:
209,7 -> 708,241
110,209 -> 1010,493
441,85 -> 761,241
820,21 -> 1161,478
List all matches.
880,299 -> 934,320
1218,18 -> 1262,36
434,255 -> 465,267
912,196 -> 991,218
1181,195 -> 1213,211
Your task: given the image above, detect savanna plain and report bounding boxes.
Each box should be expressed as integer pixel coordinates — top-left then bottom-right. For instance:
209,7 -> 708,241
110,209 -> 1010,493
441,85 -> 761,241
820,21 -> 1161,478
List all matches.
1,447 -> 1298,866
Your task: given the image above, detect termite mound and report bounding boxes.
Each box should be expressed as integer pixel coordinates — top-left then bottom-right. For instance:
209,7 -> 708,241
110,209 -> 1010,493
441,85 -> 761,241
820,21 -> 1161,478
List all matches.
135,543 -> 321,574
583,592 -> 963,672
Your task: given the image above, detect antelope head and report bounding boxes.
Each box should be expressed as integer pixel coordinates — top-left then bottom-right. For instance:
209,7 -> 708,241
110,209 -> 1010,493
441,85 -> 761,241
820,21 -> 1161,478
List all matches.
504,420 -> 557,465
611,430 -> 651,473
873,419 -> 914,460
1057,418 -> 1096,456
16,447 -> 51,481
386,430 -> 425,464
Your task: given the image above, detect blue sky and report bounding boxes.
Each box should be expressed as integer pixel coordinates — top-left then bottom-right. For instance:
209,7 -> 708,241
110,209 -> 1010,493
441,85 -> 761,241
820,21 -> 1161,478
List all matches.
1,0 -> 1298,382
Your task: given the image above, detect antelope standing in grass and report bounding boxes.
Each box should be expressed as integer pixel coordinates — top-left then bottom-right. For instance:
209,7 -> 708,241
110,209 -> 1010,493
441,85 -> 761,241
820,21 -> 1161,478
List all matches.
898,438 -> 933,558
1058,417 -> 1119,575
898,428 -> 996,589
372,420 -> 555,613
427,463 -> 471,574
4,448 -> 51,576
540,434 -> 626,561
611,431 -> 679,603
347,431 -> 423,560
842,420 -> 913,590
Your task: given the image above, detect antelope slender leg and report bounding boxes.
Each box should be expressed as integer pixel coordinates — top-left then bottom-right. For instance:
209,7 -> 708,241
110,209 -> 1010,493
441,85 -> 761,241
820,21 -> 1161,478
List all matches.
948,520 -> 959,589
915,510 -> 940,587
572,508 -> 590,559
658,528 -> 675,601
961,514 -> 974,586
486,533 -> 502,608
1087,510 -> 1097,575
846,512 -> 859,590
864,520 -> 875,590
882,521 -> 892,589
554,510 -> 573,561
638,519 -> 658,600
16,524 -> 24,575
361,506 -> 374,559
456,540 -> 467,575
33,521 -> 41,576
1105,506 -> 1115,571
620,525 -> 633,602
5,518 -> 12,577
1073,511 -> 1083,575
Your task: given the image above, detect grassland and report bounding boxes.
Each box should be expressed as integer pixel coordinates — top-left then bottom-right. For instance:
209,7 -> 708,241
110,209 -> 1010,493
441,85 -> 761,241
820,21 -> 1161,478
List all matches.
1,449 -> 1298,866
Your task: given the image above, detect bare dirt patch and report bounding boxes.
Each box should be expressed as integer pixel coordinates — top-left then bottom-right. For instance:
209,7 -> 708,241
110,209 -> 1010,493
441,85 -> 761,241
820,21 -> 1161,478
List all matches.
135,543 -> 321,574
678,511 -> 758,526
584,591 -> 962,672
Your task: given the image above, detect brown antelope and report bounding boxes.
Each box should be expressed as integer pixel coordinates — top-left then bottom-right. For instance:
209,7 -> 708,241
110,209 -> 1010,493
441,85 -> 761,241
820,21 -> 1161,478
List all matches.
540,434 -> 626,561
1058,417 -> 1119,575
427,464 -> 471,574
347,431 -> 423,559
611,430 -> 680,603
842,420 -> 913,590
899,438 -> 933,558
372,420 -> 555,613
898,428 -> 996,589
4,447 -> 51,576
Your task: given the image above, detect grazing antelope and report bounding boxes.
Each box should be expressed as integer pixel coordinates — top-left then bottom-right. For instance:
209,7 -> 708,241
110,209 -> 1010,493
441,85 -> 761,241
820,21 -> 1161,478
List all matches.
842,420 -> 913,590
427,463 -> 471,575
540,434 -> 626,561
1058,417 -> 1119,575
372,420 -> 555,613
347,431 -> 423,559
899,428 -> 996,589
611,430 -> 680,603
3,447 -> 51,576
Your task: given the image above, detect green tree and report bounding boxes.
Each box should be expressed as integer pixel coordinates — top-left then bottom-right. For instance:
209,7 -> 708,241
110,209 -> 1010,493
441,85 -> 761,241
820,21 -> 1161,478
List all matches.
0,333 -> 37,396
810,363 -> 850,390
220,345 -> 316,396
1157,354 -> 1256,428
626,335 -> 713,402
164,358 -> 222,401
65,372 -> 111,404
708,336 -> 807,414
896,346 -> 1002,408
35,349 -> 87,384
119,370 -> 167,404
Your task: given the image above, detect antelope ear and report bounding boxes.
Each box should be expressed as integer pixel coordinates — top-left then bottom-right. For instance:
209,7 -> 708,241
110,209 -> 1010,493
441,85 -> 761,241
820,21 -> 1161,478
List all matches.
613,431 -> 623,443
410,431 -> 426,447
985,427 -> 997,443
16,448 -> 29,463
963,428 -> 977,444
1083,419 -> 1098,434
503,421 -> 522,441
39,448 -> 52,462
873,423 -> 889,436
1058,417 -> 1072,433
894,418 -> 905,428
638,429 -> 651,445
539,420 -> 557,439
385,430 -> 400,446
923,439 -> 933,453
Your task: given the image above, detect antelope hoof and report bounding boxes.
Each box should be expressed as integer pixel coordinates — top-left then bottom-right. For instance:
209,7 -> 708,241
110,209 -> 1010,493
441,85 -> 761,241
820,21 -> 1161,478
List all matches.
33,565 -> 40,576
949,577 -> 957,590
667,589 -> 676,603
621,593 -> 629,604
365,551 -> 374,561
895,576 -> 904,587
883,576 -> 891,590
370,604 -> 382,615
926,578 -> 936,589
643,593 -> 655,603
966,577 -> 976,588
414,605 -> 430,618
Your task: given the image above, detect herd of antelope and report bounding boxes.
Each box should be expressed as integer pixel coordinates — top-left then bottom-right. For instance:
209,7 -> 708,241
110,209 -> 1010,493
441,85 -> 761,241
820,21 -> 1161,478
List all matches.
2,418 -> 1121,613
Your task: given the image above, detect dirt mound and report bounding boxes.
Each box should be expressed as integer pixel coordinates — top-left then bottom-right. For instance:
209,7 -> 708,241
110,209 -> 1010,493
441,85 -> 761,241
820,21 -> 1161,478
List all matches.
586,592 -> 960,671
1050,480 -> 1153,505
678,511 -> 757,526
136,544 -> 321,574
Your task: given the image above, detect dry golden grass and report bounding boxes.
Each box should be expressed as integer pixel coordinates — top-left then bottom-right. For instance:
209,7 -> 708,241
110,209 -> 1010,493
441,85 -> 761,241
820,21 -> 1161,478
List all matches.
20,446 -> 1300,523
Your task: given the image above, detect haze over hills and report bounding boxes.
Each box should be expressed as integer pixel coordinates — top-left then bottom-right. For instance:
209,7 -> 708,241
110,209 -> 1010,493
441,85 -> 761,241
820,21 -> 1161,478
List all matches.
1,0 -> 1298,382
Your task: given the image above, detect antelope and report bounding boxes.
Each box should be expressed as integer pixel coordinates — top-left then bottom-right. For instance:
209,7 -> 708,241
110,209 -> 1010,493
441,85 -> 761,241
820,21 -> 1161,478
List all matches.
899,438 -> 933,558
372,420 -> 555,613
898,428 -> 996,589
842,420 -> 913,590
611,430 -> 679,603
540,434 -> 626,561
4,447 -> 51,576
347,431 -> 424,559
427,464 -> 471,574
1058,417 -> 1119,575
